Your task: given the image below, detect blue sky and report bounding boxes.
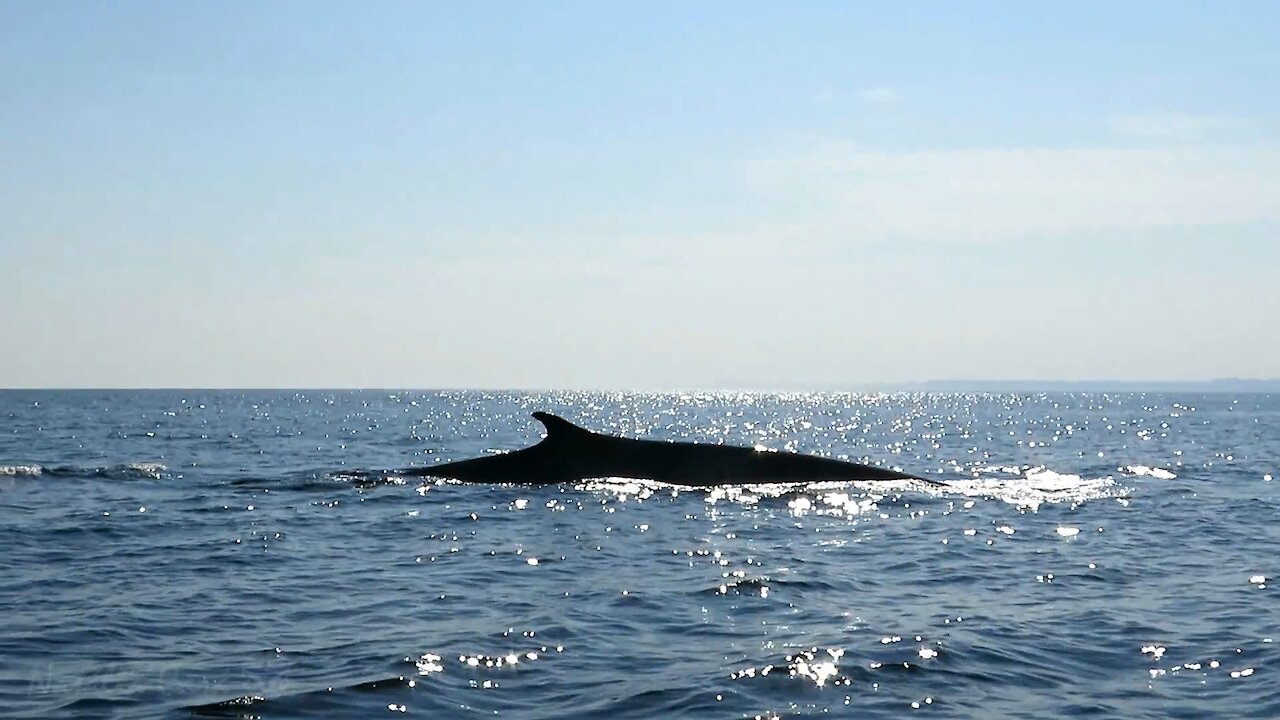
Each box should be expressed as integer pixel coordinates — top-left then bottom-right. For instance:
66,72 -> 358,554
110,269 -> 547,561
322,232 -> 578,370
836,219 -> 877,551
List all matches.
2,2 -> 1278,388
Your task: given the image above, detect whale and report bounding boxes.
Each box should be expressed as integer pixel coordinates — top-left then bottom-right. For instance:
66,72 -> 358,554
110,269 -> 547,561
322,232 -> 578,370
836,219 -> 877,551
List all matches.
402,412 -> 941,487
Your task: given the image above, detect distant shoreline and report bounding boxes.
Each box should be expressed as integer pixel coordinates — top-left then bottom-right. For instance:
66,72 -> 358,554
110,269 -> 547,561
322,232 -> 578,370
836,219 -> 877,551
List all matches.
886,378 -> 1280,393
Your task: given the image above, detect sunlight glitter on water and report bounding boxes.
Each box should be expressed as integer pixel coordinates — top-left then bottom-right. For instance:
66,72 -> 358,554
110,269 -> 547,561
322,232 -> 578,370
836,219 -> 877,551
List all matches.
581,467 -> 1123,518
414,654 -> 444,674
7,390 -> 1279,720
938,466 -> 1128,511
731,648 -> 851,689
1123,465 -> 1177,479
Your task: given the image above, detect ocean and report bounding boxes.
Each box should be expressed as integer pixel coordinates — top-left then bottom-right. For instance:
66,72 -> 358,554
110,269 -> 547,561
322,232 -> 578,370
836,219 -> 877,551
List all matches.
1,390 -> 1276,718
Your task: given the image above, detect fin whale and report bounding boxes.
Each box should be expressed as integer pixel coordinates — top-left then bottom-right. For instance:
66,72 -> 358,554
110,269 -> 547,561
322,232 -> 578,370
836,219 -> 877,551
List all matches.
403,412 -> 940,487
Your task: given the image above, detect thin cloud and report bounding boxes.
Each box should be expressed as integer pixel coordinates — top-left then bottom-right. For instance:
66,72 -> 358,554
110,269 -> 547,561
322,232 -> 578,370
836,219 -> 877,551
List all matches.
856,87 -> 903,104
1109,113 -> 1250,139
749,141 -> 1280,240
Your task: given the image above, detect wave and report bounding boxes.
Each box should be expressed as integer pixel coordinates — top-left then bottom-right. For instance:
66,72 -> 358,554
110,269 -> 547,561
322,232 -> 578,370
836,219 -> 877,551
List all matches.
228,470 -> 413,491
187,693 -> 268,717
1122,464 -> 1177,479
730,647 -> 863,689
186,647 -> 563,718
939,466 -> 1128,511
0,464 -> 43,476
0,462 -> 166,480
579,465 -> 1129,514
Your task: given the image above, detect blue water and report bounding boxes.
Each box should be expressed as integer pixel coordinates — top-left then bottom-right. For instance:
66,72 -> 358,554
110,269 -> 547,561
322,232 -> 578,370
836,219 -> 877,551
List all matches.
2,390 -> 1277,718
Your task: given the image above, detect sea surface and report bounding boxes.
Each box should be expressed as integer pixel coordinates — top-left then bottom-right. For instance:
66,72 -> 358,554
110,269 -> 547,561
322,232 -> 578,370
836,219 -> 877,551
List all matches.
1,390 -> 1277,719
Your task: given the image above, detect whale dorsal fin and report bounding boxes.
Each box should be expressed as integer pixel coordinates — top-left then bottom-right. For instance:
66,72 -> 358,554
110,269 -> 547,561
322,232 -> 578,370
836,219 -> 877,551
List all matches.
531,412 -> 592,441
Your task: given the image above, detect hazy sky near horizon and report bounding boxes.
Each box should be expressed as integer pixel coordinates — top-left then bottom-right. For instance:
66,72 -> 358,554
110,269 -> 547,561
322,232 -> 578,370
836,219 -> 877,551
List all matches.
3,2 -> 1278,388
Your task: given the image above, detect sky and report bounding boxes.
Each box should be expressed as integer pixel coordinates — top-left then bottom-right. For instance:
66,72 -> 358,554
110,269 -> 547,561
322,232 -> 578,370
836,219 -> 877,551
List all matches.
2,1 -> 1278,389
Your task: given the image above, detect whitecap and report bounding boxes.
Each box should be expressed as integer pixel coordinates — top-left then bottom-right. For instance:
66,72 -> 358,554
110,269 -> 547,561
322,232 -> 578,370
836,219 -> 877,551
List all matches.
127,462 -> 166,480
0,464 -> 43,476
1123,465 -> 1176,480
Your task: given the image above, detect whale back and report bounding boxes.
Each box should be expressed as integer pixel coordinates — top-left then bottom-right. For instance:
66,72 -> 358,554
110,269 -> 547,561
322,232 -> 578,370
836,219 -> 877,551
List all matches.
410,411 -> 932,486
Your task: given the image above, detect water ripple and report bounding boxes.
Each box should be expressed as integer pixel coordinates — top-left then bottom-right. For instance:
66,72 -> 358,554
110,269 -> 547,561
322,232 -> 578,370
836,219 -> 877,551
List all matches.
1,390 -> 1276,718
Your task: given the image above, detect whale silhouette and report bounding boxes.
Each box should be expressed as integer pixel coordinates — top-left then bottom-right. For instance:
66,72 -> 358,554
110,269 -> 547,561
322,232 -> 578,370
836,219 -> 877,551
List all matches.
403,412 -> 941,487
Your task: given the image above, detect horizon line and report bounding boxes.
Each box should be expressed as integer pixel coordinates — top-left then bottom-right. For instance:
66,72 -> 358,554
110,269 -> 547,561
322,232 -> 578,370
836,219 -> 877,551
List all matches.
2,377 -> 1278,393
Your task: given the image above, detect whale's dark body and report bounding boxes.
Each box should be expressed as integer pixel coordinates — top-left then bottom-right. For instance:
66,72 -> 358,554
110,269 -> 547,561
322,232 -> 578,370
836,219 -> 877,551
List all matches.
404,412 -> 937,487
